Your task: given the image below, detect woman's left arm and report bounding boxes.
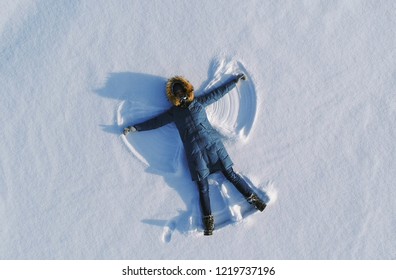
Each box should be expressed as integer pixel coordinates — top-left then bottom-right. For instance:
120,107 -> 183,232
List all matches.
196,74 -> 245,107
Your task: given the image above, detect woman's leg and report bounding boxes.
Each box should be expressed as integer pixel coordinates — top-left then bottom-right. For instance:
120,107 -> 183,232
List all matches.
222,168 -> 266,211
196,178 -> 211,216
222,168 -> 253,197
196,178 -> 214,235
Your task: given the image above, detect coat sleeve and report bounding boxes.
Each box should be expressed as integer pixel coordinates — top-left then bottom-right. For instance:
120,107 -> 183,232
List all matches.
133,109 -> 174,131
195,78 -> 237,107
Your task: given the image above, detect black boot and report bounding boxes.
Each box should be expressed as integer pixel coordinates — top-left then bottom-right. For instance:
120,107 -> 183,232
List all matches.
203,215 -> 214,236
247,194 -> 266,212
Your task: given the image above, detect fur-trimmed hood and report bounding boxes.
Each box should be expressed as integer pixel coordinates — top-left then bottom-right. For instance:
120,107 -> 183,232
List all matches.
166,76 -> 194,106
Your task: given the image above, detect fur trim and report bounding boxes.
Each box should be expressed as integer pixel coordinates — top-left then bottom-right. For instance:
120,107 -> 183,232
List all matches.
166,76 -> 194,106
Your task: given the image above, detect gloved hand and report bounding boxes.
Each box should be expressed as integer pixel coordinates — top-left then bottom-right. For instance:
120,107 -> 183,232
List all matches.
123,126 -> 137,136
234,73 -> 246,83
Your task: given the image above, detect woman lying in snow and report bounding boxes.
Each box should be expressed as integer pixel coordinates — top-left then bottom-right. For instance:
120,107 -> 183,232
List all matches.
123,74 -> 266,235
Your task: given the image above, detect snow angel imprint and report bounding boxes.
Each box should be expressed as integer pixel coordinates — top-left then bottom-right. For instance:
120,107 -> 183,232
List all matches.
123,74 -> 266,235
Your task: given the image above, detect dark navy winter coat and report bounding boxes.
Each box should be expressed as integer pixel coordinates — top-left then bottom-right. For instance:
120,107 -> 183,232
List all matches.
134,79 -> 237,181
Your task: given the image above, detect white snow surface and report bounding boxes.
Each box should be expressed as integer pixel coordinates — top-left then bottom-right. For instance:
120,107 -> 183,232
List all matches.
1,0 -> 395,259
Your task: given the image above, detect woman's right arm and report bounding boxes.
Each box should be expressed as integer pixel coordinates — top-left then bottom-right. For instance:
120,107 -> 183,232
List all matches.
124,109 -> 174,134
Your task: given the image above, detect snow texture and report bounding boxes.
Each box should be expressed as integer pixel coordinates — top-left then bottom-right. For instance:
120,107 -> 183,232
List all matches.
1,0 -> 395,259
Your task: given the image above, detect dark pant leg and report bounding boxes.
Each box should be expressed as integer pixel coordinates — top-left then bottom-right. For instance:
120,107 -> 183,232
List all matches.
222,167 -> 253,198
196,178 -> 211,216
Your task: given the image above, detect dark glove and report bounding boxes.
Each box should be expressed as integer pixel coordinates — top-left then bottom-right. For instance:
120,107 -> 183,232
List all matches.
123,126 -> 137,136
234,73 -> 246,83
